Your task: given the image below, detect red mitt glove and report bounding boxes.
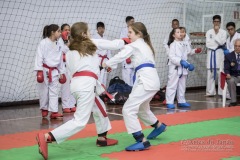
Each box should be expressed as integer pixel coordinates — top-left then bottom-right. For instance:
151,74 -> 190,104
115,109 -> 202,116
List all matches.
122,38 -> 131,44
195,48 -> 202,53
59,74 -> 67,84
37,71 -> 44,83
61,31 -> 69,43
126,57 -> 131,64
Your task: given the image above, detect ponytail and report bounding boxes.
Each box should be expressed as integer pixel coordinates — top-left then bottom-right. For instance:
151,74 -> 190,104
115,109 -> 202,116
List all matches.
42,24 -> 59,39
167,28 -> 179,46
143,34 -> 155,56
42,25 -> 49,39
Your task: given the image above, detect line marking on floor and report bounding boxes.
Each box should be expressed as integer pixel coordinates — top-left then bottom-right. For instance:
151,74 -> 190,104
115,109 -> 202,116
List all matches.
0,116 -> 42,122
187,100 -> 222,104
107,112 -> 123,116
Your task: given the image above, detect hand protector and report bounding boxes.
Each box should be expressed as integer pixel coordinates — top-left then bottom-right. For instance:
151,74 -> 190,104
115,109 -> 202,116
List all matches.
126,57 -> 131,64
180,60 -> 190,69
188,64 -> 195,71
61,31 -> 69,43
122,38 -> 131,44
195,48 -> 202,53
37,71 -> 44,83
223,49 -> 230,55
59,74 -> 67,84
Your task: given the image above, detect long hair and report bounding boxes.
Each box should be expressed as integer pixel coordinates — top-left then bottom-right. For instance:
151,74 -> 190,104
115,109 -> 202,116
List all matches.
130,22 -> 155,55
69,22 -> 97,56
42,24 -> 59,39
167,28 -> 179,46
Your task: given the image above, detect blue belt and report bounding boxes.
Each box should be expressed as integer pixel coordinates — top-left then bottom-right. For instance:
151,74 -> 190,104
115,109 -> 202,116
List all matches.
133,63 -> 155,83
210,45 -> 224,80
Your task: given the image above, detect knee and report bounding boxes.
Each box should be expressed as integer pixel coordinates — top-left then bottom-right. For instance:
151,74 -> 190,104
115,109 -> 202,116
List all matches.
122,107 -> 129,117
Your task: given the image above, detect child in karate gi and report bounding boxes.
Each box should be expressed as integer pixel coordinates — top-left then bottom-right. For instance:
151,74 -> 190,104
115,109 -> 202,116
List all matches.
59,23 -> 76,113
103,22 -> 167,151
92,22 -> 112,86
36,22 -> 125,160
34,24 -> 66,119
166,28 -> 201,109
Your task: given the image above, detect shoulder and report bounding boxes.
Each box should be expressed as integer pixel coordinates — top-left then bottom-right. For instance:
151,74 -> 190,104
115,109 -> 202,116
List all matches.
236,32 -> 240,37
219,28 -> 227,34
129,38 -> 144,47
206,29 -> 213,34
170,41 -> 177,47
38,38 -> 48,47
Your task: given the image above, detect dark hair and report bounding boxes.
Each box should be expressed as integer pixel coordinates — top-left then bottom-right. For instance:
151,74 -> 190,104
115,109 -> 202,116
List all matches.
69,22 -> 97,57
213,15 -> 221,21
172,19 -> 179,23
130,22 -> 155,55
126,16 -> 134,23
61,23 -> 70,31
179,27 -> 187,32
226,22 -> 235,28
97,22 -> 105,29
167,28 -> 179,46
42,24 -> 59,39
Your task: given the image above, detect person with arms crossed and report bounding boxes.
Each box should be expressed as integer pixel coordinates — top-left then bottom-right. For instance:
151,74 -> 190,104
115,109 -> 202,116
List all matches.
205,15 -> 227,97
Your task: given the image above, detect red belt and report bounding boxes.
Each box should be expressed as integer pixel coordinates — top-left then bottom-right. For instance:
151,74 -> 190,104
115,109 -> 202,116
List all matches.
98,55 -> 109,67
43,63 -> 58,82
73,71 -> 114,117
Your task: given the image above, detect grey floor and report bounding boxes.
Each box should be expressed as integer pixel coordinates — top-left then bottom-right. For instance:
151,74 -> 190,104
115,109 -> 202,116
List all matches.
0,89 -> 227,135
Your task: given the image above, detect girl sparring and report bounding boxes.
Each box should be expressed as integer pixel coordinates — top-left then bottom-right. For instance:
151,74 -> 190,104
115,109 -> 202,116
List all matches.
103,22 -> 167,151
36,22 -> 125,160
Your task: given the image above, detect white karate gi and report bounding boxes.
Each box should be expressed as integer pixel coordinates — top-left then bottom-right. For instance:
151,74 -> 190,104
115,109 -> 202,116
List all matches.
58,38 -> 76,109
92,33 -> 111,86
226,32 -> 240,52
34,38 -> 65,112
166,40 -> 194,104
106,38 -> 160,134
50,39 -> 124,143
120,27 -> 134,86
206,28 -> 227,96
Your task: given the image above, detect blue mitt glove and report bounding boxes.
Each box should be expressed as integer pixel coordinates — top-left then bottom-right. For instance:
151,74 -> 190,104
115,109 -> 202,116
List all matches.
188,64 -> 195,71
180,60 -> 190,69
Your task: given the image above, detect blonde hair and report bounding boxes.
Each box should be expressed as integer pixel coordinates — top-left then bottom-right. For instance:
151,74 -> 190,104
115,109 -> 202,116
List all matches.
69,22 -> 97,56
130,22 -> 155,55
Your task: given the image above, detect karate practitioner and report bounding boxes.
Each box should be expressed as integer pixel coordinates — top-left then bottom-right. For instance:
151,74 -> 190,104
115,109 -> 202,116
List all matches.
120,16 -> 135,86
166,28 -> 201,109
226,22 -> 240,52
92,22 -> 112,86
163,19 -> 190,56
206,15 -> 227,96
36,22 -> 125,160
34,24 -> 66,119
103,22 -> 167,151
59,23 -> 76,113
